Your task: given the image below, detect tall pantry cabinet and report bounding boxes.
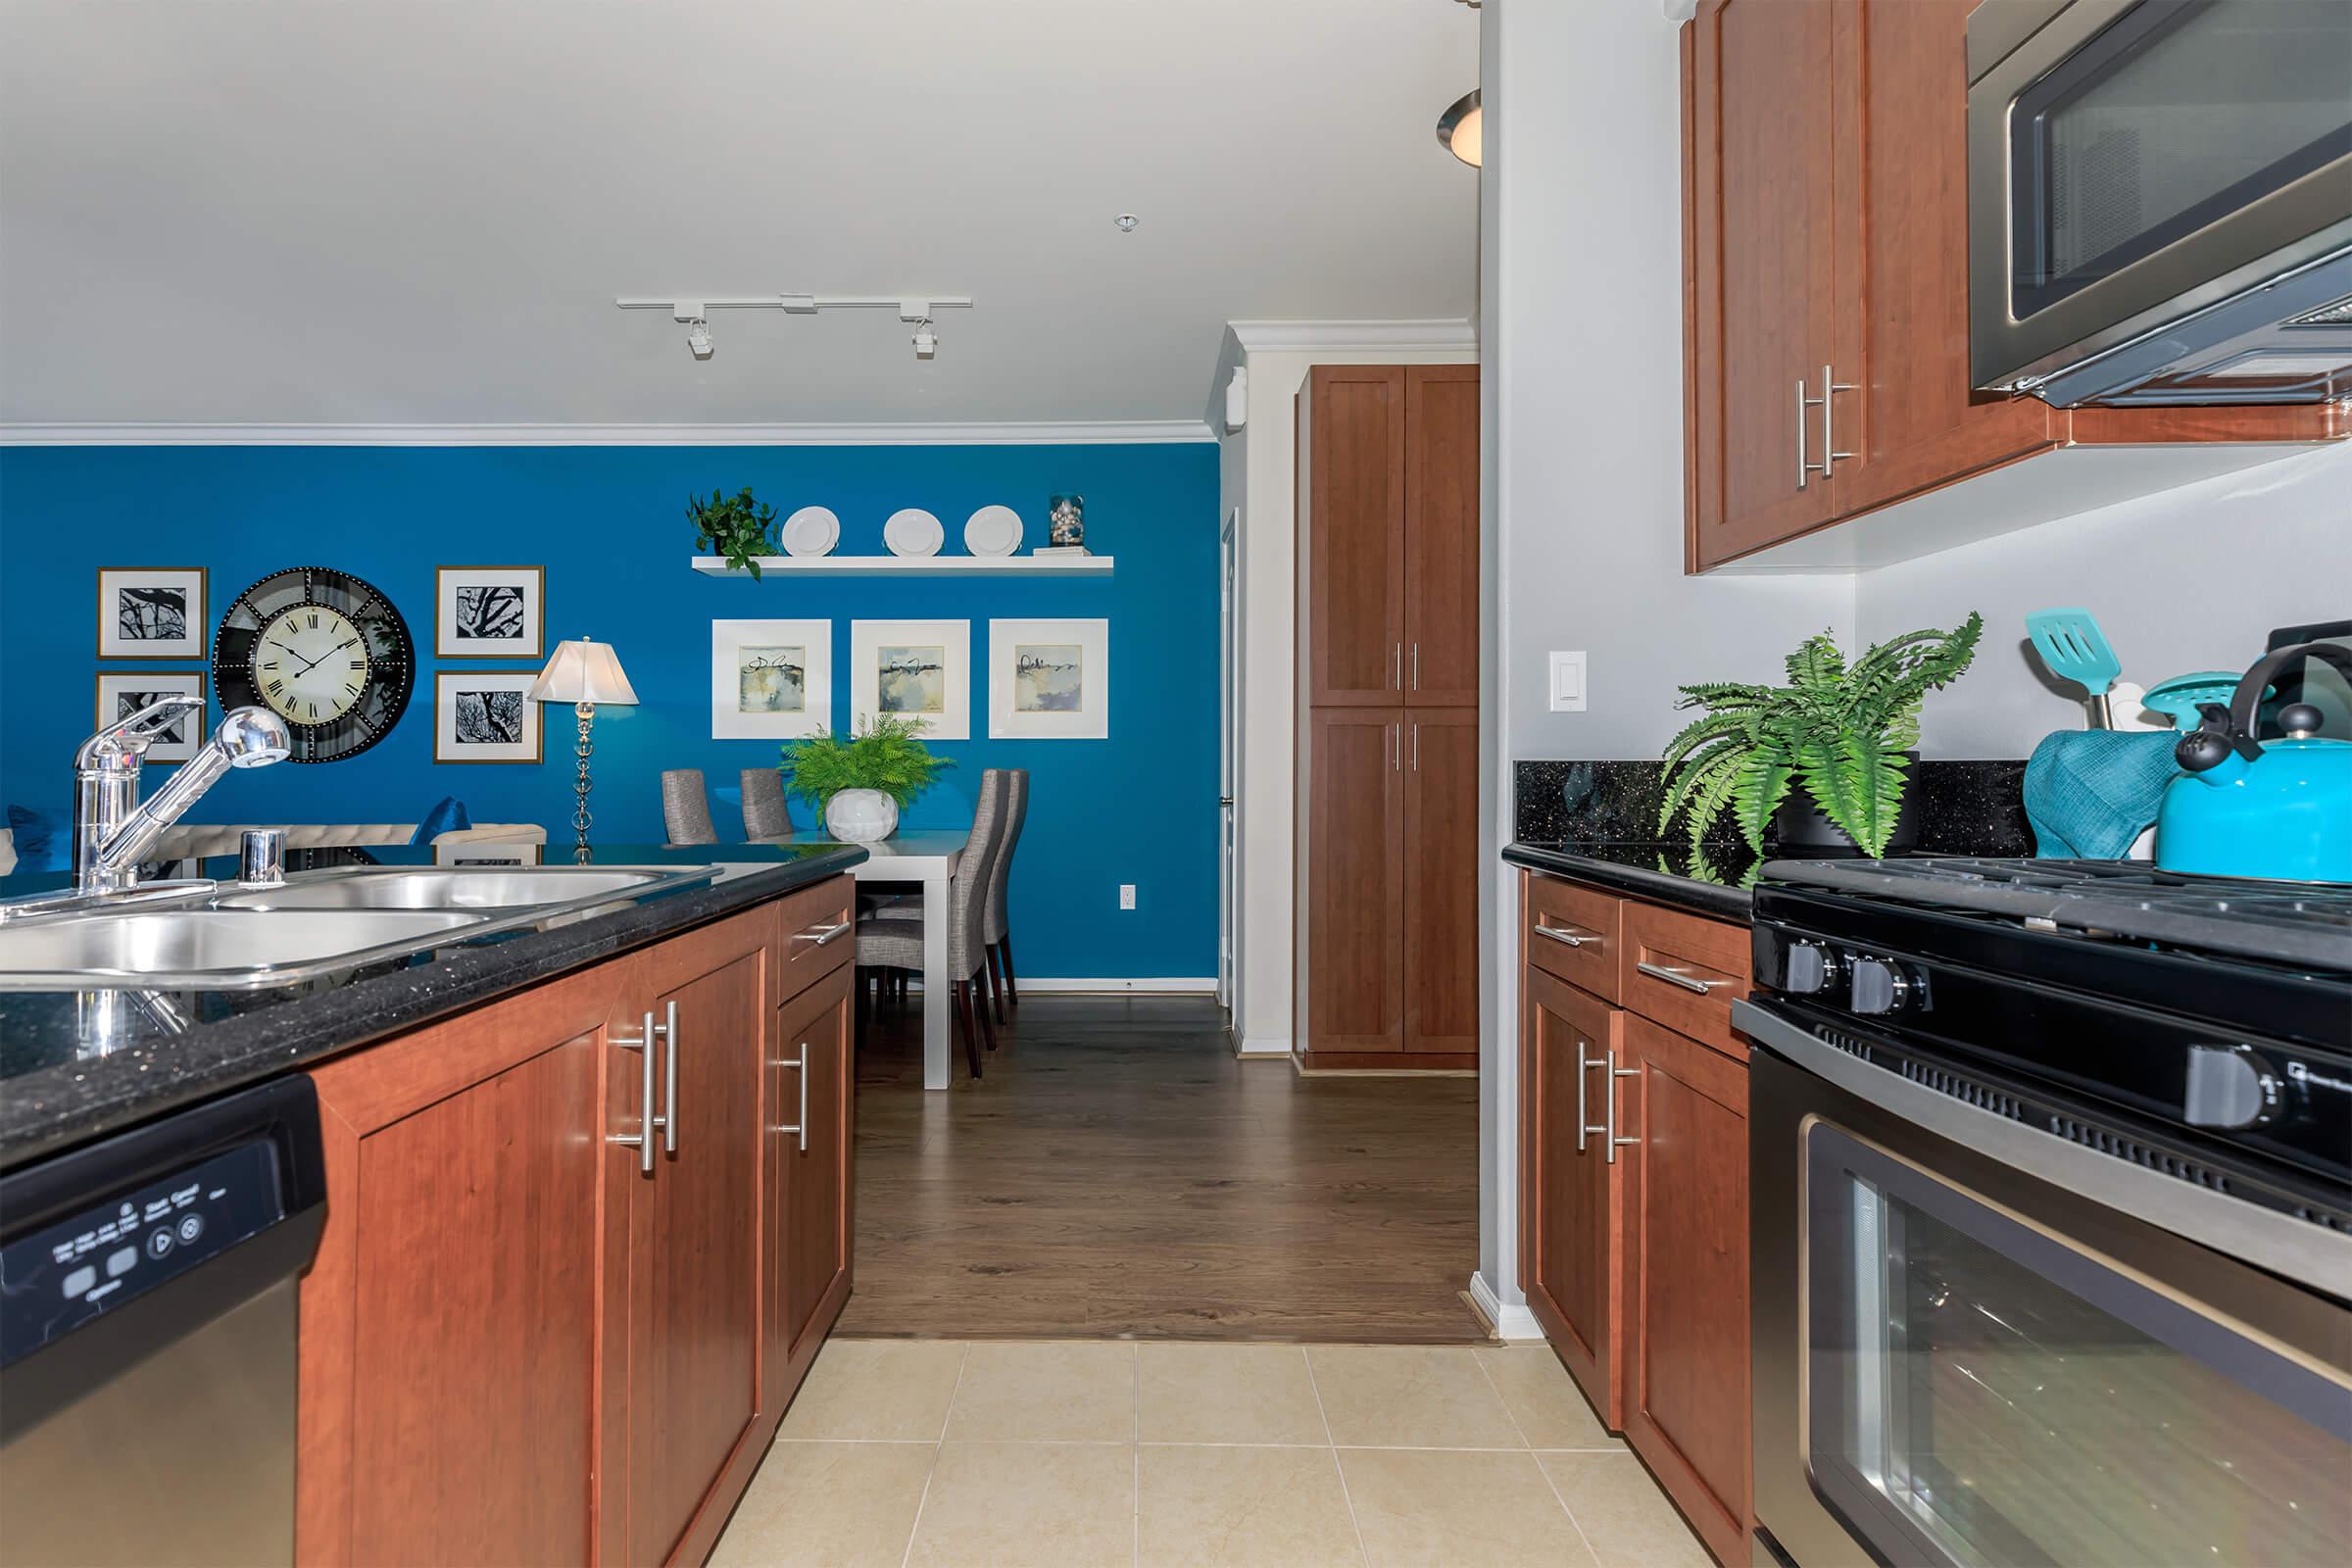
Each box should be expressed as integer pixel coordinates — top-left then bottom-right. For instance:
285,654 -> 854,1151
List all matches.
1298,364 -> 1480,1068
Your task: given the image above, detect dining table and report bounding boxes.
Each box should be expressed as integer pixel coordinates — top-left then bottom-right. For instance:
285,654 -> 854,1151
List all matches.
796,830 -> 967,1091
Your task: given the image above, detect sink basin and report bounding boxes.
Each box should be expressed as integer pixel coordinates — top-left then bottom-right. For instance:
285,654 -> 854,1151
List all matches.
214,866 -> 699,911
0,908 -> 484,990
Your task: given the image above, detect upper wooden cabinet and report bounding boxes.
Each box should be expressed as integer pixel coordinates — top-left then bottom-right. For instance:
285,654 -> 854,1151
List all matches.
1683,0 -> 2346,572
1305,364 -> 1481,705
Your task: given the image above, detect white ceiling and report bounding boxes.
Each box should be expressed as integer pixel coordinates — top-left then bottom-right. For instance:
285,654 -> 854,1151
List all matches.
0,1 -> 1480,431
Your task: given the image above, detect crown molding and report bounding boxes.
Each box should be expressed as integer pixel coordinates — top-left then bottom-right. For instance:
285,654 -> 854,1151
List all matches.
1224,318 -> 1479,354
0,418 -> 1215,448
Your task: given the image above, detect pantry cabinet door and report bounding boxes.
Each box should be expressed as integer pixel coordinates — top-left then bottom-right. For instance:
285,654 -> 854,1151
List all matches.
1306,707 -> 1405,1052
1402,365 -> 1480,709
1306,365 -> 1407,706
1402,709 -> 1480,1055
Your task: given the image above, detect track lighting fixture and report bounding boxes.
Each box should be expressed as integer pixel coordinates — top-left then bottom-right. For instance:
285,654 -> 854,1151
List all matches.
910,318 -> 939,360
617,292 -> 973,367
684,318 -> 713,361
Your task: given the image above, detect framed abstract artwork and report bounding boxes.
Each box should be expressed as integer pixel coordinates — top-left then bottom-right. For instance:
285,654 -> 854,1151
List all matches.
988,618 -> 1108,740
97,567 -> 207,660
435,565 -> 544,659
710,618 -> 831,740
433,670 -> 543,763
850,619 -> 970,740
94,672 -> 207,762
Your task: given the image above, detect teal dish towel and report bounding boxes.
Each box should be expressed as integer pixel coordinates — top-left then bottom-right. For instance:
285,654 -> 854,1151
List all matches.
2023,731 -> 2180,859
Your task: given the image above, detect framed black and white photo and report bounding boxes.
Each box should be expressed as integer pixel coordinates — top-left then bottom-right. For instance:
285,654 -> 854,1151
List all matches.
851,619 -> 970,740
95,672 -> 207,762
97,567 -> 207,660
435,565 -> 544,659
434,670 -> 543,763
711,618 -> 831,740
988,619 -> 1107,740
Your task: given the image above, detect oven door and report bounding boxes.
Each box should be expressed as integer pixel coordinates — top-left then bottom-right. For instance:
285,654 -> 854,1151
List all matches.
1967,0 -> 2352,395
1743,1004 -> 2352,1568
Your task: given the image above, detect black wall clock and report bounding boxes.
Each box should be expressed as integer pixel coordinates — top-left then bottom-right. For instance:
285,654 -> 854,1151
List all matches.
211,566 -> 415,762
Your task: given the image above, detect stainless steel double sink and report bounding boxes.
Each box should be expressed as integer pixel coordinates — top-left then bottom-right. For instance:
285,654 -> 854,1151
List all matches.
0,865 -> 719,990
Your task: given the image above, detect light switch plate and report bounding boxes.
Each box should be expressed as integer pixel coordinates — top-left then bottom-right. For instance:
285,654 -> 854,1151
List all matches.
1548,651 -> 1588,712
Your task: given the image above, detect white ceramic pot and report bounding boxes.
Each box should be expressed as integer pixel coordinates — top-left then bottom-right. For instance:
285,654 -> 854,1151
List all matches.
823,788 -> 900,844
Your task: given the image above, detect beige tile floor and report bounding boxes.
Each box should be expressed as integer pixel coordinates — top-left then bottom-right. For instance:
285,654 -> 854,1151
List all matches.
712,1340 -> 1712,1568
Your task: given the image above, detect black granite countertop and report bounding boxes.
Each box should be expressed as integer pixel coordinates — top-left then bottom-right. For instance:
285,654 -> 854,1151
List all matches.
1502,841 -> 1758,920
0,842 -> 865,1173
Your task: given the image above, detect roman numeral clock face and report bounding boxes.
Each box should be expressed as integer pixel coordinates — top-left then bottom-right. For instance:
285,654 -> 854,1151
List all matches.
212,567 -> 415,762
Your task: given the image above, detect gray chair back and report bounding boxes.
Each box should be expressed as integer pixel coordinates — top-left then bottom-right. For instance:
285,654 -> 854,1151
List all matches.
940,770 -> 1012,975
983,769 -> 1029,946
741,768 -> 792,840
661,769 -> 718,847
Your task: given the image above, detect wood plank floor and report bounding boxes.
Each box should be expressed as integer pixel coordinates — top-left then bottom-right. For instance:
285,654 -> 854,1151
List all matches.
834,993 -> 1486,1343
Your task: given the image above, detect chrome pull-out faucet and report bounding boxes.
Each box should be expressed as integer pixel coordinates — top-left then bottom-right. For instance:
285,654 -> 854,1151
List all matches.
73,701 -> 292,893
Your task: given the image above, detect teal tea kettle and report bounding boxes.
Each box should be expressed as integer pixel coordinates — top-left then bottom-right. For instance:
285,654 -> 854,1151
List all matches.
2158,640 -> 2352,883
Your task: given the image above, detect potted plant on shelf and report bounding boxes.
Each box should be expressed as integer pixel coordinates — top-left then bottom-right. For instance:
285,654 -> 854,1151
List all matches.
1659,612 -> 1983,858
688,487 -> 780,578
780,715 -> 953,843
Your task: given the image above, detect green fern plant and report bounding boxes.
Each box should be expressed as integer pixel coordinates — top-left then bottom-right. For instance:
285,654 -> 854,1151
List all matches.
1658,612 -> 1983,858
779,714 -> 953,810
688,487 -> 779,578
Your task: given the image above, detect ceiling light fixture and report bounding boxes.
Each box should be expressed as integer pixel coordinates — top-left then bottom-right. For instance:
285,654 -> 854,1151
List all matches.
617,292 -> 973,364
684,318 -> 713,361
1437,88 -> 1482,168
1114,214 -> 1140,233
910,318 -> 939,360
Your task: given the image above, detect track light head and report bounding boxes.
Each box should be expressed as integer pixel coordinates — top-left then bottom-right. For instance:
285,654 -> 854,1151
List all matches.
685,318 -> 713,360
910,318 -> 939,360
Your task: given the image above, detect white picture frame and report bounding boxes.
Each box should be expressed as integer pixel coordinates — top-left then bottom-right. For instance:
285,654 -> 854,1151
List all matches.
988,618 -> 1108,740
710,618 -> 831,740
94,672 -> 207,762
435,565 -> 545,659
97,567 -> 207,660
850,619 -> 970,741
434,671 -> 544,763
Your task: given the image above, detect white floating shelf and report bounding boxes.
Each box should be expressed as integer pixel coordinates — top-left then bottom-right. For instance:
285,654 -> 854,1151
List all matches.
691,554 -> 1112,578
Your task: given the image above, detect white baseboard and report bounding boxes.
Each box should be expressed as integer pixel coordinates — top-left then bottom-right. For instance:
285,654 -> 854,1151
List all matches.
1012,978 -> 1221,995
1470,1270 -> 1545,1343
1236,1035 -> 1294,1056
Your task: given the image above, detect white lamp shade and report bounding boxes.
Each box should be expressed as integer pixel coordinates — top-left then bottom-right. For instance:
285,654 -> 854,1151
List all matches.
529,638 -> 639,706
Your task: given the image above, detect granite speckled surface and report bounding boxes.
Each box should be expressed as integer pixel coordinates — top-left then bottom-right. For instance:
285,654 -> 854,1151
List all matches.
0,842 -> 864,1172
1502,841 -> 1757,920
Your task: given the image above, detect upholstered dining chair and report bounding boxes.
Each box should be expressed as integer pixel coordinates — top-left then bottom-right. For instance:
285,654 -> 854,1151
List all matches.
741,768 -> 792,841
981,768 -> 1029,1022
661,769 -> 718,847
857,769 -> 1010,1080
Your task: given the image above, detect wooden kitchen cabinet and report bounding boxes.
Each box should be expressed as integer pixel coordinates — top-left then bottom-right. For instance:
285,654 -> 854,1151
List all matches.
1400,365 -> 1481,708
1683,0 -> 2344,571
1402,708 -> 1479,1054
297,878 -> 858,1568
1306,707 -> 1405,1053
1306,365 -> 1406,707
1519,962 -> 1626,1428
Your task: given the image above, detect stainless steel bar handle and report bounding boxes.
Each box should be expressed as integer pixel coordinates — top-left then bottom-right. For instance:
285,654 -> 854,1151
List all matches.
1411,722 -> 1420,772
1392,722 -> 1400,772
1411,643 -> 1420,691
1819,365 -> 1856,475
1636,960 -> 1727,996
794,920 -> 852,946
1533,921 -> 1592,948
776,1047 -> 809,1152
1575,1040 -> 1590,1153
1393,643 -> 1401,691
608,1008 -> 660,1174
660,999 -> 680,1154
1794,376 -> 1811,489
1605,1048 -> 1641,1163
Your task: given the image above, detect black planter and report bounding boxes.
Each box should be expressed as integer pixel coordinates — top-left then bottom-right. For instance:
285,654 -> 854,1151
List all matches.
1772,753 -> 1923,857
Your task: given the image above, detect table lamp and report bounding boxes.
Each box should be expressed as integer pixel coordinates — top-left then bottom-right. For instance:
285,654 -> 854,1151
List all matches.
528,636 -> 638,862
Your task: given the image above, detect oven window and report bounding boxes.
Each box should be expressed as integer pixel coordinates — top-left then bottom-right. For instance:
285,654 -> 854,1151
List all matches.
2009,0 -> 2352,318
1804,1126 -> 2352,1568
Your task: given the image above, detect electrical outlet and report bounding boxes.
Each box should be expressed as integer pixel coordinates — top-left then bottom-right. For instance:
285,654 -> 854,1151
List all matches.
1548,651 -> 1588,712
1119,884 -> 1137,910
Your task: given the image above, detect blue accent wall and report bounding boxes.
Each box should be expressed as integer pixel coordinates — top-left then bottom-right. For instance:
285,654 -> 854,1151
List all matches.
0,443 -> 1220,978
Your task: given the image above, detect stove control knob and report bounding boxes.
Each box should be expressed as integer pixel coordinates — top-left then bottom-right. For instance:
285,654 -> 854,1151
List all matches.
1784,942 -> 1842,996
1849,956 -> 1912,1015
2183,1046 -> 2278,1130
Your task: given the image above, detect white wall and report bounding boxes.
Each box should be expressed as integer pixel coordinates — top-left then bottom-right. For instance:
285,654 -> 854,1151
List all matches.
1215,325 -> 1479,1056
1854,445 -> 2352,756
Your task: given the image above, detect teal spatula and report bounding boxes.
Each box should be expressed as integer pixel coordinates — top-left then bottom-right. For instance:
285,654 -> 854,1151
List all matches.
2026,608 -> 2124,728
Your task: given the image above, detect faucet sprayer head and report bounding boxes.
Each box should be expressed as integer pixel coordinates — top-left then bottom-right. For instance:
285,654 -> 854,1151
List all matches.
216,706 -> 292,767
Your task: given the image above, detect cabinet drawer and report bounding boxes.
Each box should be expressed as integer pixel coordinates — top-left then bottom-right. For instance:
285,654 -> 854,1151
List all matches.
774,875 -> 856,997
1621,901 -> 1751,1057
1524,874 -> 1623,1003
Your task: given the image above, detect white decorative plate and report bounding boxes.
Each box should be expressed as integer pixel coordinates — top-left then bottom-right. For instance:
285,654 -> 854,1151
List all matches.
883,508 -> 945,558
780,506 -> 840,558
962,505 -> 1024,557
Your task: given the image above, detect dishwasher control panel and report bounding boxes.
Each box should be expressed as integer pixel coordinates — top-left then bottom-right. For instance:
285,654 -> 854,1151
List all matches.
0,1138 -> 286,1367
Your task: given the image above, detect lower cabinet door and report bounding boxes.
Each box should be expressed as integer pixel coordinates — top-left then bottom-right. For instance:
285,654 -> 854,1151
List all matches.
775,962 -> 855,1383
1306,707 -> 1405,1051
1402,709 -> 1479,1054
1519,965 -> 1624,1427
621,939 -> 769,1567
1619,1010 -> 1752,1567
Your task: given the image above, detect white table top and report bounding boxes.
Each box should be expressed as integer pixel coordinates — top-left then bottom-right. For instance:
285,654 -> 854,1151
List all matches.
798,832 -> 966,874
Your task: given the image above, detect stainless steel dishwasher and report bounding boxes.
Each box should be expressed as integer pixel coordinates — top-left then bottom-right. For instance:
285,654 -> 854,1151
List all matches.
0,1078 -> 325,1567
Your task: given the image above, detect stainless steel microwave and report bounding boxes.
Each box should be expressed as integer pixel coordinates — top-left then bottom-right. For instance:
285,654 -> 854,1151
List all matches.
1968,0 -> 2352,407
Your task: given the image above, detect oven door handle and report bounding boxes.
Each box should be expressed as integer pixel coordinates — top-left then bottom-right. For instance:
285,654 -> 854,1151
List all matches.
1732,999 -> 2352,1297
